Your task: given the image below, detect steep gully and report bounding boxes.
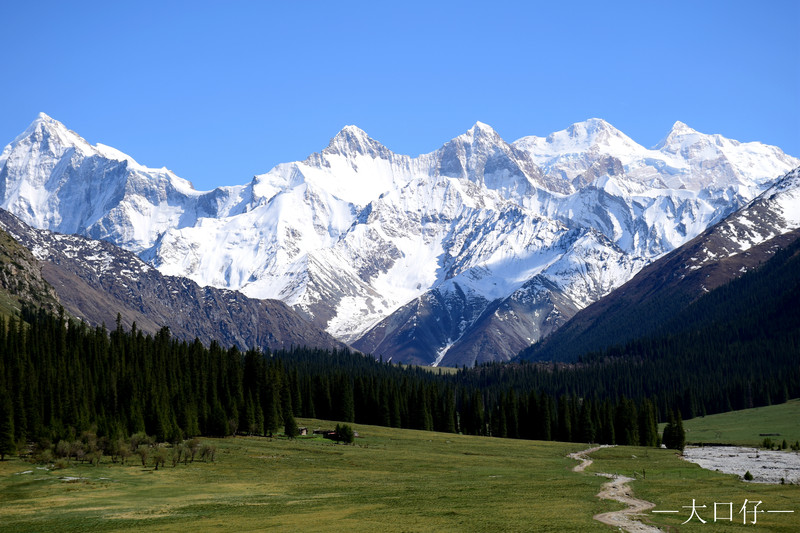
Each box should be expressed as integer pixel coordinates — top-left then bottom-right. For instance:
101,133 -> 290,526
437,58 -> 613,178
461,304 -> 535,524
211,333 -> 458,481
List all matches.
568,446 -> 663,533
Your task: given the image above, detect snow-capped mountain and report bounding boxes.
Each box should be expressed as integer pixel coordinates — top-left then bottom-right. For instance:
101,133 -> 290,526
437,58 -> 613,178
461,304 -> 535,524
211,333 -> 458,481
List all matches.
520,166 -> 800,363
1,114 -> 797,366
0,113 -> 248,252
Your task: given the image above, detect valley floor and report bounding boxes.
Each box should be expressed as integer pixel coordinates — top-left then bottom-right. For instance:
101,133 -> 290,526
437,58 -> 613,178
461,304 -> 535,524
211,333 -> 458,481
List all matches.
0,421 -> 798,532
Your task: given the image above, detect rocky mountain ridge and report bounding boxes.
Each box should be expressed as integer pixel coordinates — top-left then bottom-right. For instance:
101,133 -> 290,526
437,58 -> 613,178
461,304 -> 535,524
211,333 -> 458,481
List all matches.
1,114 -> 797,365
520,166 -> 800,362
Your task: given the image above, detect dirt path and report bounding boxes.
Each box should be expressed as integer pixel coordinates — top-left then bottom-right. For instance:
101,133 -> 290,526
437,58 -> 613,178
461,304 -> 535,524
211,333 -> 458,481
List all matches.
567,446 -> 605,472
569,446 -> 663,533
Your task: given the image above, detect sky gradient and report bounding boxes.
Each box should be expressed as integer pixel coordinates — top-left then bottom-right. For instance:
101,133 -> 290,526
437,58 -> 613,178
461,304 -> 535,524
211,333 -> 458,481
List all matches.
1,0 -> 798,191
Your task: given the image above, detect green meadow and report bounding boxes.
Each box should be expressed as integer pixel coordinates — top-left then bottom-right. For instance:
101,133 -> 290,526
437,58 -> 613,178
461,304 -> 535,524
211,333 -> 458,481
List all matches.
586,445 -> 799,532
0,418 -> 797,532
676,399 -> 800,446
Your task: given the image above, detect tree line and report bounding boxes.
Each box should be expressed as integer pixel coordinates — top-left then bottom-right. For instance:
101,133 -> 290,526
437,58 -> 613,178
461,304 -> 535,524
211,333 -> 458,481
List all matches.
1,298 -> 793,459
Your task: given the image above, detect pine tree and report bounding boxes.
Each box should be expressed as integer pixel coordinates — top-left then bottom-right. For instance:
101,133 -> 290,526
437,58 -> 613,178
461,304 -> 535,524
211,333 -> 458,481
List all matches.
0,391 -> 15,460
579,401 -> 595,443
662,410 -> 686,451
557,396 -> 572,442
638,399 -> 658,447
674,410 -> 686,452
284,412 -> 299,440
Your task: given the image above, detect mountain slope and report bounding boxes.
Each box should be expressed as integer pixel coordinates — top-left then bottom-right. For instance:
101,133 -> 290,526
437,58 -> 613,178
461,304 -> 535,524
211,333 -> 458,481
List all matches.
0,209 -> 345,352
519,166 -> 800,362
0,225 -> 61,317
2,115 -> 797,365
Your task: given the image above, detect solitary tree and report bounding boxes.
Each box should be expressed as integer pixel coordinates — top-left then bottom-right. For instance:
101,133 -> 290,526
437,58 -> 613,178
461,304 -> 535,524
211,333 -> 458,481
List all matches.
152,446 -> 168,470
136,445 -> 150,467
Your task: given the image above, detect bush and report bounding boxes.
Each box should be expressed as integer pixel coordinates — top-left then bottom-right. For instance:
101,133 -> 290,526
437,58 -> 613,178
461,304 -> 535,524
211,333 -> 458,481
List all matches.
33,448 -> 54,464
335,423 -> 355,444
185,438 -> 201,462
743,471 -> 754,481
199,443 -> 217,462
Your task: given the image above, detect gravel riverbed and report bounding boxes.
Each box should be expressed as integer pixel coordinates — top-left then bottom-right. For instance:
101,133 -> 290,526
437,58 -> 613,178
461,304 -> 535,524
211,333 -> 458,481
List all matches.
683,446 -> 800,484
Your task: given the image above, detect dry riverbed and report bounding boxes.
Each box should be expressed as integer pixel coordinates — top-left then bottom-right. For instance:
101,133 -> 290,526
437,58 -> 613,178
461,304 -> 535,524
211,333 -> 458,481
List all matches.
683,446 -> 800,484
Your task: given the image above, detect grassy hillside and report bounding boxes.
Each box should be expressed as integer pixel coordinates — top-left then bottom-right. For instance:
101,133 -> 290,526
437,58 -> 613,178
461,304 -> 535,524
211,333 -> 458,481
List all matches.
1,421 -> 797,532
672,399 -> 800,446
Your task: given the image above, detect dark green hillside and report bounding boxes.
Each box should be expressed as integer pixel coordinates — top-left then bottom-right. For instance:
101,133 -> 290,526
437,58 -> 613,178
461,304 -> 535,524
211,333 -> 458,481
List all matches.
514,228 -> 800,419
520,228 -> 800,363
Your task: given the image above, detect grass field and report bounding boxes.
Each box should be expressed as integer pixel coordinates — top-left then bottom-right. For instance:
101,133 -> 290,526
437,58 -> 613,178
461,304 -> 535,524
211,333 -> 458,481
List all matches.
667,399 -> 800,446
0,419 -> 797,532
587,445 -> 799,532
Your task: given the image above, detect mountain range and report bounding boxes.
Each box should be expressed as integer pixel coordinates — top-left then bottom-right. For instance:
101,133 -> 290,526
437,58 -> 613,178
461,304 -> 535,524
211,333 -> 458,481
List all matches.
1,113 -> 797,365
520,166 -> 800,362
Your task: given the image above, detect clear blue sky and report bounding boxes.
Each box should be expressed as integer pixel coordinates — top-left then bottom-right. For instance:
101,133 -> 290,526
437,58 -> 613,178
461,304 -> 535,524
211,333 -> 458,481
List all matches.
1,0 -> 798,191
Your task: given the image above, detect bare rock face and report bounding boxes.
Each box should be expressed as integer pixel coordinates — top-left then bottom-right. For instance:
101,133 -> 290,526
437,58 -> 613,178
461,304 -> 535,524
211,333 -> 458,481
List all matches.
0,226 -> 61,316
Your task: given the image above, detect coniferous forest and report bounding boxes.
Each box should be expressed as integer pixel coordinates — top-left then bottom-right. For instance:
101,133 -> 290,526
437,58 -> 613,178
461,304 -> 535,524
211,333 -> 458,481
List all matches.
1,286 -> 797,457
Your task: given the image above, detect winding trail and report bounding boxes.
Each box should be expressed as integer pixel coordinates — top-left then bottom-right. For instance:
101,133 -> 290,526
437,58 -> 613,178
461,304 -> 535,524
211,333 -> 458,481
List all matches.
569,446 -> 664,533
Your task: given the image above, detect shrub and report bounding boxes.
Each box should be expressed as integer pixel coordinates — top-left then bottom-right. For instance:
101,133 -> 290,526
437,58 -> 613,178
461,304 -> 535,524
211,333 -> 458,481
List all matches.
743,471 -> 754,481
335,423 -> 355,444
200,443 -> 217,462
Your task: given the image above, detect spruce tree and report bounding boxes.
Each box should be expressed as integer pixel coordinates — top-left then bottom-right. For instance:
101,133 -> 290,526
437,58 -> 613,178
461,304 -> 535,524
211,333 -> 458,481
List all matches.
284,412 -> 299,440
674,411 -> 686,452
0,391 -> 15,460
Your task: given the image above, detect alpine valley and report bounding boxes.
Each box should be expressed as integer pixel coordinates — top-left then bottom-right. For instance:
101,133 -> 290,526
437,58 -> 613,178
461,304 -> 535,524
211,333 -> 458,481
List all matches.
1,113 -> 797,366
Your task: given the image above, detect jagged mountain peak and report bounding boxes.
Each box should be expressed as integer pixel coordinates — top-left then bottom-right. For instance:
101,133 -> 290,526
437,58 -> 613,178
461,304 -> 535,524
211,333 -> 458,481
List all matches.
322,124 -> 392,158
26,111 -> 62,132
561,118 -> 636,148
670,120 -> 695,133
566,117 -> 615,136
514,118 -> 641,158
653,120 -> 702,149
334,124 -> 371,140
468,120 -> 499,136
453,121 -> 504,146
7,112 -> 170,176
0,113 -> 227,253
9,112 -> 91,155
434,121 -> 542,191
